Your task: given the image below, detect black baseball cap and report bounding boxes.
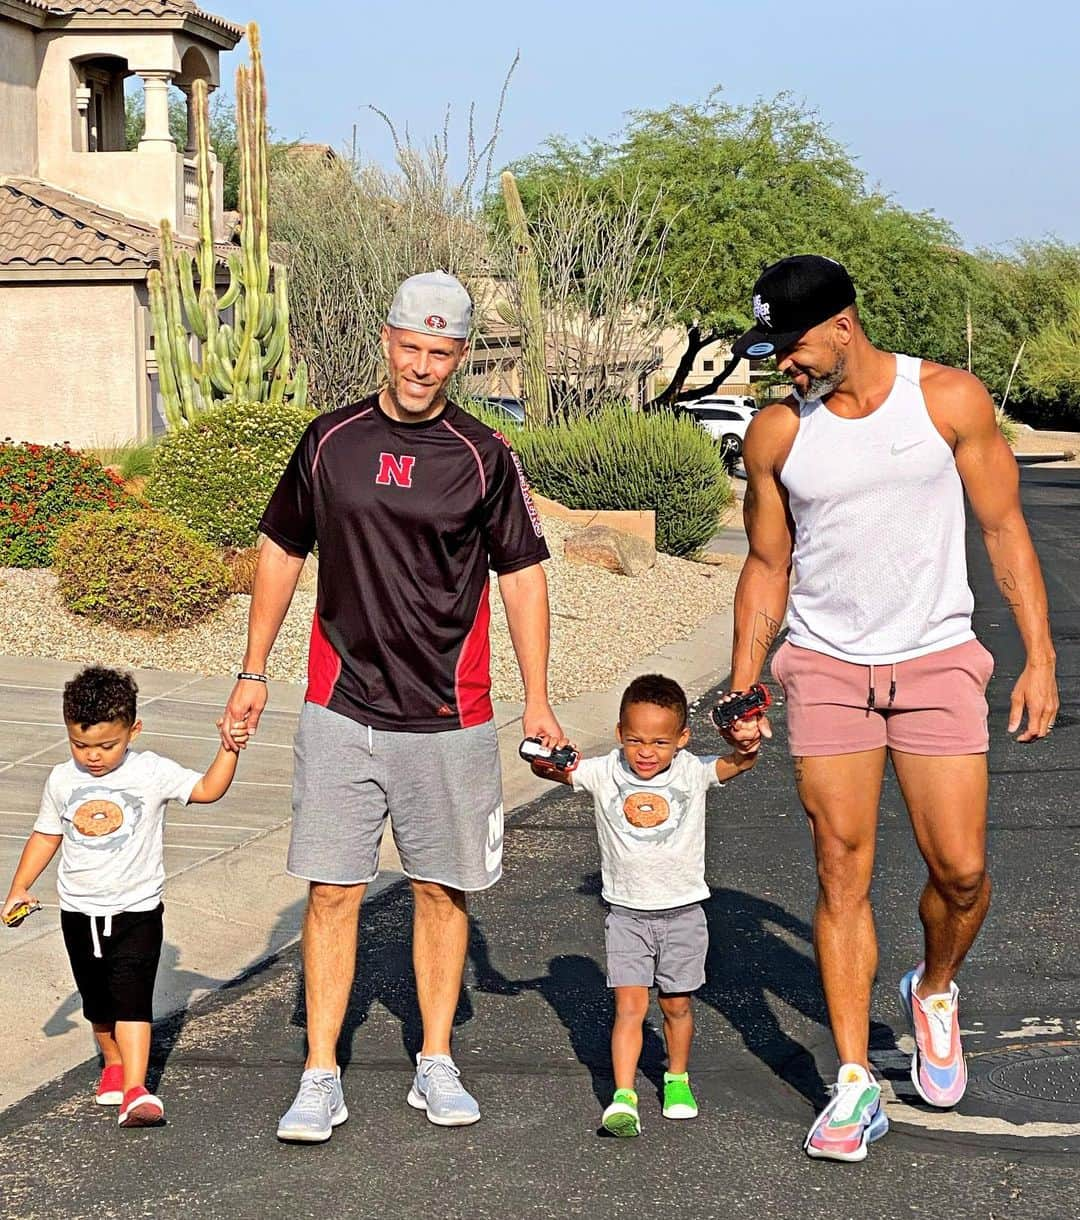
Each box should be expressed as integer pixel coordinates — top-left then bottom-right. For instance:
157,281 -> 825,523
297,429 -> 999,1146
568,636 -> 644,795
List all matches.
732,255 -> 857,360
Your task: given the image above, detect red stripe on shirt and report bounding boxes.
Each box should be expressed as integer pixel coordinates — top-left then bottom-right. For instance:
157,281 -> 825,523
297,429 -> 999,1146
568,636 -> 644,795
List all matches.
441,418 -> 487,497
305,613 -> 342,706
311,408 -> 373,477
454,582 -> 493,727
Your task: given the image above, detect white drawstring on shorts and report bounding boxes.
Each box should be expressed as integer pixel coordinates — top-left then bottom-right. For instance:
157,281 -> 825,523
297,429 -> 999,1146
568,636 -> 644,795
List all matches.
90,913 -> 113,959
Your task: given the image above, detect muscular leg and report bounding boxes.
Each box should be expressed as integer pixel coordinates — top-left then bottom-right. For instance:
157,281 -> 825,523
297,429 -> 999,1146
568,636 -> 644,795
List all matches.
303,880 -> 366,1070
412,880 -> 469,1058
796,749 -> 887,1070
657,992 -> 694,1075
890,751 -> 990,997
610,986 -> 650,1090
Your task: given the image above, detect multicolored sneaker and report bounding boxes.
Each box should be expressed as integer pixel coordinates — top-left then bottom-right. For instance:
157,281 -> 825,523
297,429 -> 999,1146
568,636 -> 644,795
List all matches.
602,1088 -> 641,1137
804,1063 -> 888,1162
662,1072 -> 698,1120
95,1064 -> 124,1106
899,962 -> 967,1107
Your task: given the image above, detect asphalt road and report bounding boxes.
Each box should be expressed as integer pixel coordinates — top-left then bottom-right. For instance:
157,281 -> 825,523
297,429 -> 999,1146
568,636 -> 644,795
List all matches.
1,470 -> 1077,1220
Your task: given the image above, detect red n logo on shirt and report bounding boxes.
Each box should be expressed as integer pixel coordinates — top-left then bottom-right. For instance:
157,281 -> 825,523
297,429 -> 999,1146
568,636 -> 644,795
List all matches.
375,452 -> 416,488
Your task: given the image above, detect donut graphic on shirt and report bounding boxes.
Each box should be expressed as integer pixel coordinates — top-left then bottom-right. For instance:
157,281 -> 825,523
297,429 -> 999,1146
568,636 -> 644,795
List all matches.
63,785 -> 145,850
606,780 -> 692,844
623,792 -> 670,828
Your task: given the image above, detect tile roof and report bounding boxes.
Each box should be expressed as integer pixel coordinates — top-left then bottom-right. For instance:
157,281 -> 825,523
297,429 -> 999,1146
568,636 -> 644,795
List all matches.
0,178 -> 230,272
45,1 -> 243,36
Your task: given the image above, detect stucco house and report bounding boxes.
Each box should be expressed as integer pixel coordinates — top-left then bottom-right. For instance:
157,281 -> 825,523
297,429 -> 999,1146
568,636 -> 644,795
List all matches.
0,0 -> 242,447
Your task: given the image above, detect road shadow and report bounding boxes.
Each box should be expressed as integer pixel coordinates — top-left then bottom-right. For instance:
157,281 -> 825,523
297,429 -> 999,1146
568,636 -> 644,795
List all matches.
286,881 -> 477,1072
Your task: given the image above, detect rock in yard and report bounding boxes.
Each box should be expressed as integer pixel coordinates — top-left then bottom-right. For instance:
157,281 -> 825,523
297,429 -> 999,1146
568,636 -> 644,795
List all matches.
564,524 -> 655,577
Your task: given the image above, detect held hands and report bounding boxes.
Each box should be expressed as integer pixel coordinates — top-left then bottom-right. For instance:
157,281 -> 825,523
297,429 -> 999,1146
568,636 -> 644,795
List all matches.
714,688 -> 772,756
219,677 -> 267,751
522,699 -> 567,752
216,714 -> 251,754
1008,660 -> 1059,742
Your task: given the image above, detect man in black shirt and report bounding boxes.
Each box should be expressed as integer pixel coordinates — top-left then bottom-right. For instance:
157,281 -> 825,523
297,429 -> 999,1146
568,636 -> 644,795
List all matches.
219,272 -> 564,1141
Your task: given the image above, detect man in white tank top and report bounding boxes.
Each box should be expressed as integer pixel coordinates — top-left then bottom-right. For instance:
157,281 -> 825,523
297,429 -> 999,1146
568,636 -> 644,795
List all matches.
723,256 -> 1059,1163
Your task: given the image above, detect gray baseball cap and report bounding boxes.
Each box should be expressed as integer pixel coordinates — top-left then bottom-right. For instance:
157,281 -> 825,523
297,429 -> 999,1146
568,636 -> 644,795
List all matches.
387,271 -> 472,340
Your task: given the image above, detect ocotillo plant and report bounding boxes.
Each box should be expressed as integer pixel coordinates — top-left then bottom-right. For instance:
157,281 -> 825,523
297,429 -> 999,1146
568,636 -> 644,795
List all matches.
500,170 -> 550,426
148,22 -> 307,428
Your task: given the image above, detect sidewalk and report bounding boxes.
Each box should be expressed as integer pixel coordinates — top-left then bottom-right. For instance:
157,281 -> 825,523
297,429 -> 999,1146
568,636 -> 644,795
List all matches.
0,606 -> 733,1114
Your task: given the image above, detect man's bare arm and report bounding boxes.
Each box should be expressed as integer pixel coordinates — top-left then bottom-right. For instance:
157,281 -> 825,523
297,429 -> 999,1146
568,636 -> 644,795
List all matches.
220,537 -> 306,750
934,366 -> 1058,740
498,562 -> 566,746
731,405 -> 797,691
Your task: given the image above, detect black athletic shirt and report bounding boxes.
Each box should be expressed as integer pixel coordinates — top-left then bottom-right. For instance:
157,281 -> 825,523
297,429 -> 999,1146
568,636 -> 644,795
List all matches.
259,394 -> 549,732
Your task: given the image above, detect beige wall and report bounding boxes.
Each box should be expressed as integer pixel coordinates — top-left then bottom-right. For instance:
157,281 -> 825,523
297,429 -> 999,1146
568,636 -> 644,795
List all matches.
35,29 -> 222,235
0,20 -> 38,175
652,326 -> 750,396
0,281 -> 142,446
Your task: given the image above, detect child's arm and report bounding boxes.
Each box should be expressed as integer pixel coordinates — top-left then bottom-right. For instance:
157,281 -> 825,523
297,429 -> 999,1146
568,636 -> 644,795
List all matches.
714,746 -> 759,785
189,723 -> 249,804
529,756 -> 576,786
2,831 -> 62,921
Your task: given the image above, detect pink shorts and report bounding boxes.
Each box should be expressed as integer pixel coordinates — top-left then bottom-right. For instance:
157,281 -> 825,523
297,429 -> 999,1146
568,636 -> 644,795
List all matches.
769,638 -> 995,757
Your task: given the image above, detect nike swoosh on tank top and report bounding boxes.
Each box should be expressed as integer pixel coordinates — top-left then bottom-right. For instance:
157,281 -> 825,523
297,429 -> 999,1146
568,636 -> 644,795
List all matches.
780,353 -> 975,665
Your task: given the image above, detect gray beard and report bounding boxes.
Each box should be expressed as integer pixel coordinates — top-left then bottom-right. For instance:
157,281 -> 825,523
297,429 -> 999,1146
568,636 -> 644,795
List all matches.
805,355 -> 846,400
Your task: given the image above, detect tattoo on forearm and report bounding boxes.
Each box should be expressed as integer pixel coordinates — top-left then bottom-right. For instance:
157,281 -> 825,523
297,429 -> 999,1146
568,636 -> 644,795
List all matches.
996,567 -> 1022,612
751,610 -> 781,662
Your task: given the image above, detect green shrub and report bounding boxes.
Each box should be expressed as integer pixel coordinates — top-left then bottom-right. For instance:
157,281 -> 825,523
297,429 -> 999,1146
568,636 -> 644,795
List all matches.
0,441 -> 127,568
92,437 -> 159,481
995,405 -> 1020,446
54,508 -> 229,631
147,399 -> 316,547
483,404 -> 732,557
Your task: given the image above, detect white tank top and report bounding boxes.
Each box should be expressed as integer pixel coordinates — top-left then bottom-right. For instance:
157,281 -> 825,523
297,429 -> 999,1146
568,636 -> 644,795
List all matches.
780,353 -> 975,665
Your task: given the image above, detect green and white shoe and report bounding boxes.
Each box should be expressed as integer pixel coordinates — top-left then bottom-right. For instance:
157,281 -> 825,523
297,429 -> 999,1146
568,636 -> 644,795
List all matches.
662,1071 -> 698,1119
602,1088 -> 641,1137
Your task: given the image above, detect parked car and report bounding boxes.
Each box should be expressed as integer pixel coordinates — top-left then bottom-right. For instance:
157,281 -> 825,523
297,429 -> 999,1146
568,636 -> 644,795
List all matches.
477,395 -> 525,423
684,405 -> 752,470
686,394 -> 758,417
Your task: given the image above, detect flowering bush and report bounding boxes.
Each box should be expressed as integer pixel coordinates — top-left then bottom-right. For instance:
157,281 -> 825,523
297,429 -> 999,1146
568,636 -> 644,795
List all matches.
0,441 -> 127,567
54,508 -> 229,631
148,400 -> 315,548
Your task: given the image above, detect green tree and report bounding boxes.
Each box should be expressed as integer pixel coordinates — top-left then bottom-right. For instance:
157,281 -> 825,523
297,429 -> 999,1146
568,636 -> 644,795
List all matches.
125,86 -> 240,210
506,93 -> 998,407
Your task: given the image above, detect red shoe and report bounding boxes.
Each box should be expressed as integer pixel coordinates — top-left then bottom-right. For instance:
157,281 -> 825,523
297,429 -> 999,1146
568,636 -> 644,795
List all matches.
118,1086 -> 165,1127
96,1064 -> 124,1106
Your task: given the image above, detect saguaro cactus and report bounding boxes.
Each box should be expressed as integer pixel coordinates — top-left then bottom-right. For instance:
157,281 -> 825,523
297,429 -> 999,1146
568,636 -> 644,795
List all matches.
500,170 -> 550,426
148,22 -> 307,428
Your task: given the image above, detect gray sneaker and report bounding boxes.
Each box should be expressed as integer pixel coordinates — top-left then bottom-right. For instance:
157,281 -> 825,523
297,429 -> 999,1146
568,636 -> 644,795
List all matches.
276,1067 -> 348,1142
406,1054 -> 480,1126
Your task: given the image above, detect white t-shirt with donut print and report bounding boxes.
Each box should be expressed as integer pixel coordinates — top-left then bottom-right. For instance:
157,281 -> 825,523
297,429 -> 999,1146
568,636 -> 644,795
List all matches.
34,750 -> 202,916
572,749 -> 722,911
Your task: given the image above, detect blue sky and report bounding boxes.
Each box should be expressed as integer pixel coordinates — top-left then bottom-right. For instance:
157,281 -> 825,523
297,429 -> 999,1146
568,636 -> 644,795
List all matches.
207,0 -> 1078,250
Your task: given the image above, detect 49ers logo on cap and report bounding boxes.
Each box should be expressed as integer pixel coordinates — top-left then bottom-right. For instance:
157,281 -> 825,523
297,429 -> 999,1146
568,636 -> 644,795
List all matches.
425,314 -> 447,330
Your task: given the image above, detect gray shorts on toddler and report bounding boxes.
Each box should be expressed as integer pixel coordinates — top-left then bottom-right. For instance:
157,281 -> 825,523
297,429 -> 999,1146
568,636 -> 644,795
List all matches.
604,901 -> 707,994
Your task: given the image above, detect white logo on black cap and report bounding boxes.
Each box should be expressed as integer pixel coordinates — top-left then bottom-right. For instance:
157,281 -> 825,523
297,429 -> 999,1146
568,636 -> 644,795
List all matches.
753,294 -> 772,328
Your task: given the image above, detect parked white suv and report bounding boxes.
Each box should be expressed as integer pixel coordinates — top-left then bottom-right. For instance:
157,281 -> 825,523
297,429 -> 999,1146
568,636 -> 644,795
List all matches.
683,405 -> 751,468
688,394 -> 757,416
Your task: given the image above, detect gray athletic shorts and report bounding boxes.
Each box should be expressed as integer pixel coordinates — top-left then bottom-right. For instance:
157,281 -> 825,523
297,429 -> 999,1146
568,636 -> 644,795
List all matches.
288,702 -> 504,892
604,902 -> 708,993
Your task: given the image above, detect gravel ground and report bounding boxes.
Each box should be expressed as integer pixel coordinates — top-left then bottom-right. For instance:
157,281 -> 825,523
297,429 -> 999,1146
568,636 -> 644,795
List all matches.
0,516 -> 737,704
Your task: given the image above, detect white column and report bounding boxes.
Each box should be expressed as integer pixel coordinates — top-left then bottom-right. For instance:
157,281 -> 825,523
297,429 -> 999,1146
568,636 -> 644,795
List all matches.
137,71 -> 175,152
